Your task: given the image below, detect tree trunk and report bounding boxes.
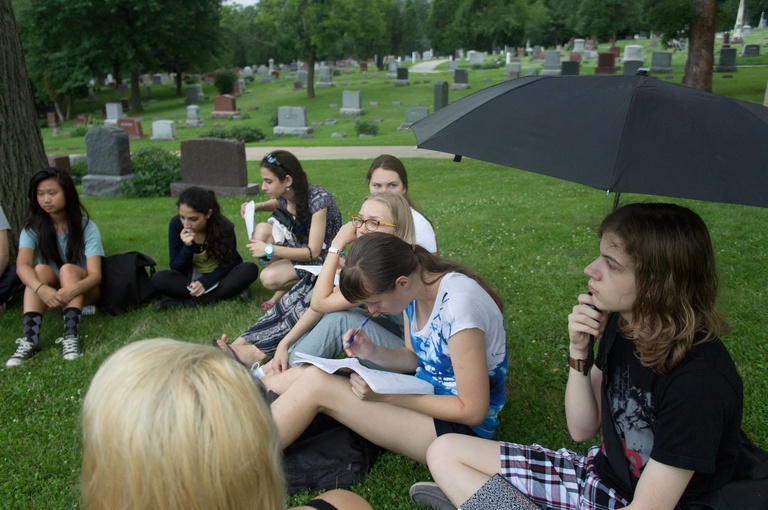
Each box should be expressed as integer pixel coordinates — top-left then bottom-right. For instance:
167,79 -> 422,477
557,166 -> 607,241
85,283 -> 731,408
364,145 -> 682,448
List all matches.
130,70 -> 143,113
0,0 -> 48,252
176,72 -> 183,97
306,51 -> 316,99
684,0 -> 716,91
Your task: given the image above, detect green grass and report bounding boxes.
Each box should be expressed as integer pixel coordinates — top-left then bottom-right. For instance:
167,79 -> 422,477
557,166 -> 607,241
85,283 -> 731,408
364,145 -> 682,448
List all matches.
1,159 -> 767,508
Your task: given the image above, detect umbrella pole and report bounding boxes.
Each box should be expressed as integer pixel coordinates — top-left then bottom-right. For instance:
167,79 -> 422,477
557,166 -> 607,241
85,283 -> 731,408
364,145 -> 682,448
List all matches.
612,192 -> 622,211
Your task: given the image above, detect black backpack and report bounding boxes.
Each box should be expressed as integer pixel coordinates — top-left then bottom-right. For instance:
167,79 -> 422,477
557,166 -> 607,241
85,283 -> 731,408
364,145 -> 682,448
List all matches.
99,252 -> 157,315
280,406 -> 381,494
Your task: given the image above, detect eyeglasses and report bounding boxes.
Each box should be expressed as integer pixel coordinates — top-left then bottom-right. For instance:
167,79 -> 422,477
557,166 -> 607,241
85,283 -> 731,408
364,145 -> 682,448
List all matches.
264,153 -> 284,169
351,215 -> 396,231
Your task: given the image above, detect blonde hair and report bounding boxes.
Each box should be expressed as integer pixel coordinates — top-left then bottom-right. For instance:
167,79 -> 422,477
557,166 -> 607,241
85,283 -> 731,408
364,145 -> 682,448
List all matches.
364,191 -> 416,244
81,339 -> 284,510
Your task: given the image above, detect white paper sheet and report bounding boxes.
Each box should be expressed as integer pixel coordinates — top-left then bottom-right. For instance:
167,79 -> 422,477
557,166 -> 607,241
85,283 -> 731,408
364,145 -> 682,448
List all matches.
244,200 -> 255,240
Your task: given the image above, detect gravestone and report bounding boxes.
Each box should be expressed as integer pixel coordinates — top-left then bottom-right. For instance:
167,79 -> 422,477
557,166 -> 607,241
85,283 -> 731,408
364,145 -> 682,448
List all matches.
116,117 -> 145,139
561,61 -> 580,75
531,46 -> 542,59
297,70 -> 308,85
185,85 -> 203,105
607,46 -> 621,60
47,154 -> 71,173
569,52 -> 582,62
273,106 -> 312,135
47,112 -> 60,127
82,126 -> 132,197
76,113 -> 89,125
585,39 -> 595,51
386,61 -> 399,79
211,95 -> 240,118
395,67 -> 410,86
622,45 -> 644,63
340,90 -> 364,116
468,51 -> 484,66
434,81 -> 449,112
399,106 -> 429,129
742,44 -> 760,57
452,69 -> 470,90
623,61 -> 644,75
506,62 -> 521,79
171,138 -> 258,198
186,105 -> 204,127
525,68 -> 539,76
241,66 -> 253,78
150,120 -> 177,141
541,50 -> 561,76
152,74 -> 163,85
715,48 -> 737,72
573,39 -> 585,53
448,59 -> 457,70
104,102 -> 124,126
316,66 -> 335,88
650,52 -> 673,73
595,53 -> 617,74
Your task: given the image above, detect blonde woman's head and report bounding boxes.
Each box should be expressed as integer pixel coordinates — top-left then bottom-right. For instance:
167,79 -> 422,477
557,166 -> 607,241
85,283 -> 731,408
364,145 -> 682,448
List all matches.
357,192 -> 416,244
81,338 -> 284,510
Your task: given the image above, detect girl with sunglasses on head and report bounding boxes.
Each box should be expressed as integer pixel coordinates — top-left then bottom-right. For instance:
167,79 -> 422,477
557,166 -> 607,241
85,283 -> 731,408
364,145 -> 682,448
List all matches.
263,232 -> 507,468
410,203 -> 746,510
242,150 -> 342,310
6,168 -> 104,367
151,186 -> 259,310
219,192 -> 415,373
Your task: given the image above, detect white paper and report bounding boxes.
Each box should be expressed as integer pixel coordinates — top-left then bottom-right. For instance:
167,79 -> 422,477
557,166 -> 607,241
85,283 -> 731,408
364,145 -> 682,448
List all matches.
295,264 -> 340,285
244,200 -> 255,240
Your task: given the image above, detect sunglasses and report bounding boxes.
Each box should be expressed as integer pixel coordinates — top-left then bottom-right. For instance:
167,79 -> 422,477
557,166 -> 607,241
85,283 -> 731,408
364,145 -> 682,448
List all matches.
351,215 -> 397,231
264,153 -> 284,169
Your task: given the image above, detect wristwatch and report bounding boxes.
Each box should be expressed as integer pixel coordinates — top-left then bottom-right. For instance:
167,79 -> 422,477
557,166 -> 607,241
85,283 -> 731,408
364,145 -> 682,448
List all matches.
328,246 -> 342,255
265,243 -> 274,260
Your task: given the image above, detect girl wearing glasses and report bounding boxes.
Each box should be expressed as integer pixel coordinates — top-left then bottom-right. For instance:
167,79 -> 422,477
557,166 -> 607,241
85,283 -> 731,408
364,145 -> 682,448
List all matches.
367,154 -> 437,253
264,232 -> 507,468
242,150 -> 342,310
220,192 -> 414,371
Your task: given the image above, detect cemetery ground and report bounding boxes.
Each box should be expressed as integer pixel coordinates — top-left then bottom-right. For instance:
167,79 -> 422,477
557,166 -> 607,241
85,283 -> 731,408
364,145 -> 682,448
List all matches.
1,159 -> 768,508
5,31 -> 768,509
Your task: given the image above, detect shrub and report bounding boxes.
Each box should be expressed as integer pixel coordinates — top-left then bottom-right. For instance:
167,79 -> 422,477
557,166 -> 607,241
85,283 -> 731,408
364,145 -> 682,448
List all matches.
355,119 -> 378,136
269,111 -> 279,127
122,147 -> 180,197
202,126 -> 265,143
69,126 -> 89,137
214,70 -> 238,95
70,159 -> 88,184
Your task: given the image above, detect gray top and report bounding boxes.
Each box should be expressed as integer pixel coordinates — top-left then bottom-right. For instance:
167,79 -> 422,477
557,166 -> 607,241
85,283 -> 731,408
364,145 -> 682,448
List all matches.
0,206 -> 9,232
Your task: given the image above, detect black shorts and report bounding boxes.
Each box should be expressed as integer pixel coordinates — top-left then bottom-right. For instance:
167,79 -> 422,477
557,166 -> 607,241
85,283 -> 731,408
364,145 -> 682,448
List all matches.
433,418 -> 479,437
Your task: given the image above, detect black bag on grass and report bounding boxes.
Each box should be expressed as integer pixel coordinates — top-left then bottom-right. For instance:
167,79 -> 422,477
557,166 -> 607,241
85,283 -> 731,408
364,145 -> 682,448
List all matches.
99,252 -> 157,315
282,412 -> 381,494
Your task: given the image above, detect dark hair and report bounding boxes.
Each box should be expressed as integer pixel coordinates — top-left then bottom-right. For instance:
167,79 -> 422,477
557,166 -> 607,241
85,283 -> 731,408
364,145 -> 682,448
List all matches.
25,167 -> 90,268
600,203 -> 728,374
177,187 -> 237,267
260,150 -> 310,243
339,232 -> 502,312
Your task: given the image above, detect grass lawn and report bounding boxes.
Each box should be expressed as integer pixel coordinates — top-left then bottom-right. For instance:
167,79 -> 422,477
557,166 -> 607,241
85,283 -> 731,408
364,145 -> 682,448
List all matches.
5,30 -> 768,509
1,159 -> 767,508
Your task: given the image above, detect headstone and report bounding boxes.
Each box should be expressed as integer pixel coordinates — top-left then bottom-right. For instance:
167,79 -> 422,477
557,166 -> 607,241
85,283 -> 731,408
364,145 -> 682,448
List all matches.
116,117 -> 145,140
386,61 -> 399,79
297,70 -> 308,84
623,61 -> 644,75
723,32 -> 731,48
715,48 -> 737,72
119,98 -> 130,112
573,39 -> 585,53
152,74 -> 163,85
434,81 -> 448,112
607,46 -> 621,60
569,52 -> 582,62
211,95 -> 239,118
452,69 -> 470,90
561,61 -> 580,75
82,126 -> 132,197
76,113 -> 89,125
47,154 -> 71,173
150,120 -> 177,141
185,85 -> 203,105
257,65 -> 268,74
506,62 -> 521,79
759,12 -> 766,29
395,67 -> 410,86
741,44 -> 760,57
531,46 -> 542,59
273,106 -> 312,135
171,138 -> 258,198
316,66 -> 335,88
104,102 -> 124,126
525,68 -> 539,77
468,51 -> 484,66
186,105 -> 204,127
46,112 -> 60,127
400,106 -> 429,129
595,53 -> 617,74
241,66 -> 253,78
448,59 -> 457,70
622,45 -> 644,63
340,90 -> 364,116
650,52 -> 673,73
541,50 -> 562,76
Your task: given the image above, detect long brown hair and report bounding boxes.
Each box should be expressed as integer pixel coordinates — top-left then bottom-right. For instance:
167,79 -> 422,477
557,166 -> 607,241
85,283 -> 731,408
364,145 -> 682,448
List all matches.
600,203 -> 728,374
339,232 -> 503,312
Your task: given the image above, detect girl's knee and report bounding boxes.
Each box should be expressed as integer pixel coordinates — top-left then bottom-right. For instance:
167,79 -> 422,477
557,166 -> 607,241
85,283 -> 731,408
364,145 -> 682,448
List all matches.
426,433 -> 461,467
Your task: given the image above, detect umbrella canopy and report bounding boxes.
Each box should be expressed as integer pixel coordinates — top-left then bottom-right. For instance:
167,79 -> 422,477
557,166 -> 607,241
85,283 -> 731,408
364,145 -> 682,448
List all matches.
411,74 -> 768,208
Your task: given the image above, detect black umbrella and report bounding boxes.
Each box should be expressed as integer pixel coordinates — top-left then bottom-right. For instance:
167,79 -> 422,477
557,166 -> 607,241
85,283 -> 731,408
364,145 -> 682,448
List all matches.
411,74 -> 768,208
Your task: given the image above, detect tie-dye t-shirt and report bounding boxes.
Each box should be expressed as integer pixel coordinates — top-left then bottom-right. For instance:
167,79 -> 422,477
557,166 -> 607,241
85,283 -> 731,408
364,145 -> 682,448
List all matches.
406,272 -> 507,438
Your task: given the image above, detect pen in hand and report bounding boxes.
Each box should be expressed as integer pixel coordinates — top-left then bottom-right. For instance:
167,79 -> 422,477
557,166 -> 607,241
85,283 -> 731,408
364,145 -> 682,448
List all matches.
344,316 -> 370,349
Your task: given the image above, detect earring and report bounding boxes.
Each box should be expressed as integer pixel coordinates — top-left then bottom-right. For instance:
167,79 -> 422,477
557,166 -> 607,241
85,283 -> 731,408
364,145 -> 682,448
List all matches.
286,186 -> 291,191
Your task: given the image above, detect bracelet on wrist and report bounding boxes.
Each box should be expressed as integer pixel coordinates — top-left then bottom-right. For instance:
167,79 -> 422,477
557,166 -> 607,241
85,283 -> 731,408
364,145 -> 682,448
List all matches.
34,283 -> 44,294
328,246 -> 342,255
307,246 -> 314,262
568,355 -> 593,376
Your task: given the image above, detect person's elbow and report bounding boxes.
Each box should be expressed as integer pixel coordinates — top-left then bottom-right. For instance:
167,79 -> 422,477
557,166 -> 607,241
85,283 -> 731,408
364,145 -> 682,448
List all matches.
568,424 -> 600,443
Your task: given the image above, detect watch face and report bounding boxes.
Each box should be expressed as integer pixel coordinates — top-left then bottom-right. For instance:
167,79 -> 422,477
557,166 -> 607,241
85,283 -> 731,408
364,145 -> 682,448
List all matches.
265,245 -> 274,255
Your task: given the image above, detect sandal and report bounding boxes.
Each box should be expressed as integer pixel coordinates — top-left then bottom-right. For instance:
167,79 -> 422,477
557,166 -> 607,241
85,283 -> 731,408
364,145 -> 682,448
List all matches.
260,300 -> 276,310
212,338 -> 246,366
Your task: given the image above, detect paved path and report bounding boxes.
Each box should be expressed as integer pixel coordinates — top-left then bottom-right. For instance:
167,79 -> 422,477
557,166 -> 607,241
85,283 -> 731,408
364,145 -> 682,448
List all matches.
409,59 -> 451,73
244,146 -> 453,161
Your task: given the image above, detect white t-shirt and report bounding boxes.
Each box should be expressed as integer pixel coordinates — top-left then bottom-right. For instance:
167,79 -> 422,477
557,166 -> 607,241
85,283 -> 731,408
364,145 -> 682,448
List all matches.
411,208 -> 437,253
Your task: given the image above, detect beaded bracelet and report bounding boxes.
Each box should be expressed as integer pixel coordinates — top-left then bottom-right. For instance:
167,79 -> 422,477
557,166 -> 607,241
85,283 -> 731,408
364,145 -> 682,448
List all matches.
307,246 -> 314,262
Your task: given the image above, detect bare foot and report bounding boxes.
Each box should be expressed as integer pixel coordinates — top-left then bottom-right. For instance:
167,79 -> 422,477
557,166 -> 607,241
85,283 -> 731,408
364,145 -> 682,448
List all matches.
216,334 -> 268,367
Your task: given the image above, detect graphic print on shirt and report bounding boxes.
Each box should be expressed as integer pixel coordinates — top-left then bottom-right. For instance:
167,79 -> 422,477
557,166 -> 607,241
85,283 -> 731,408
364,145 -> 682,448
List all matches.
409,291 -> 457,393
609,367 -> 656,478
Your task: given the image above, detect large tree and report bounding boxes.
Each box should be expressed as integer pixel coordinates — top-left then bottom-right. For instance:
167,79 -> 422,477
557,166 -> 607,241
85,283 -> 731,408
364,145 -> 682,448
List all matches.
1,0 -> 47,251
